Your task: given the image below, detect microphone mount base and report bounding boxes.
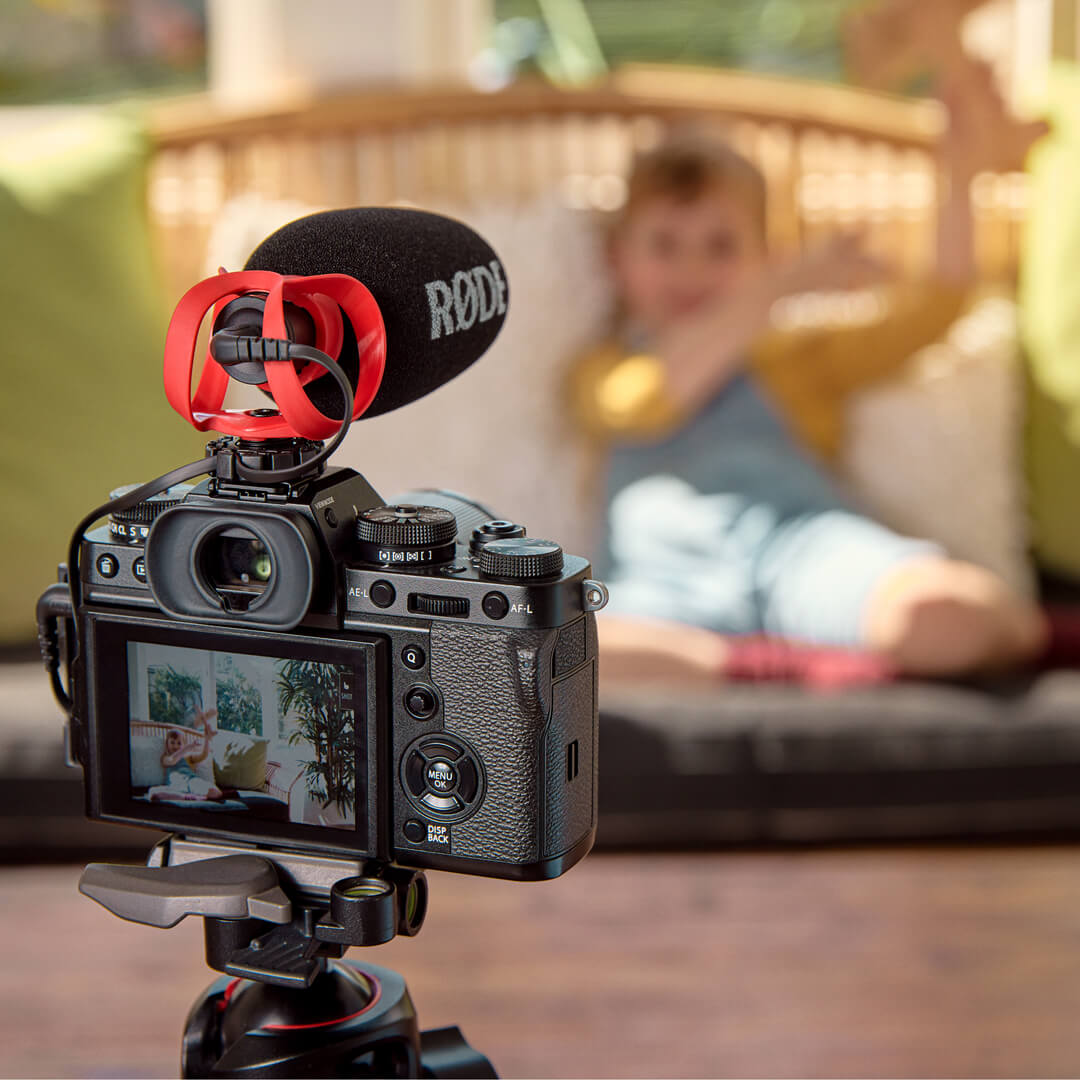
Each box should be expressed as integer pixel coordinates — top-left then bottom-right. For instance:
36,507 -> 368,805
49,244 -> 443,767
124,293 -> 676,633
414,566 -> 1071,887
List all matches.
207,435 -> 327,492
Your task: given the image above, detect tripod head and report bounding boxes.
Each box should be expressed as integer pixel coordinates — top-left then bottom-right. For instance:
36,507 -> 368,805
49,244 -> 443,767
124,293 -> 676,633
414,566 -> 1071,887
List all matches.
79,840 -> 495,1077
80,836 -> 427,988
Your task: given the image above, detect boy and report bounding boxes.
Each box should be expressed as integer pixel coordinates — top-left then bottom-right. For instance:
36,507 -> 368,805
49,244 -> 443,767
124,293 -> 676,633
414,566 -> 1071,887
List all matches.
576,135 -> 1046,682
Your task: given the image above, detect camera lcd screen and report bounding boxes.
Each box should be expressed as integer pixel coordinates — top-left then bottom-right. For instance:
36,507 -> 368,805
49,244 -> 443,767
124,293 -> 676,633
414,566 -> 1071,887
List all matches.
88,615 -> 380,857
127,642 -> 358,829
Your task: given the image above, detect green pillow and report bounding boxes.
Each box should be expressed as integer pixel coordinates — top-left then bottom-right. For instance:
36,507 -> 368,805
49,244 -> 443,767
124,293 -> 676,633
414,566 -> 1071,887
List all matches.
0,111 -> 205,643
1021,63 -> 1080,579
212,731 -> 269,791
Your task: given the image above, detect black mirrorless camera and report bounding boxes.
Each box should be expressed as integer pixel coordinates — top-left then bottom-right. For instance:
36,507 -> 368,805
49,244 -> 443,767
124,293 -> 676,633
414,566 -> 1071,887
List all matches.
60,470 -> 604,880
36,206 -> 608,1077
39,208 -> 606,885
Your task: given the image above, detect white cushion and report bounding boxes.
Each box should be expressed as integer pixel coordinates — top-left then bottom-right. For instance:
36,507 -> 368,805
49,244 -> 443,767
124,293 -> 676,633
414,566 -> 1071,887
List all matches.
129,733 -> 166,788
842,294 -> 1034,597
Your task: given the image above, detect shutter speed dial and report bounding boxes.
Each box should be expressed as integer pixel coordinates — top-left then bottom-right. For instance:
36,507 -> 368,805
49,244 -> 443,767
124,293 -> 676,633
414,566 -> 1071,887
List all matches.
469,519 -> 526,557
355,504 -> 458,567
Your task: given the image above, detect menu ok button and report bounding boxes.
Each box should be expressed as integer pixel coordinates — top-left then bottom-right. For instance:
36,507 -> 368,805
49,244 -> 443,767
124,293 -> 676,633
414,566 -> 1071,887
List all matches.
425,760 -> 458,794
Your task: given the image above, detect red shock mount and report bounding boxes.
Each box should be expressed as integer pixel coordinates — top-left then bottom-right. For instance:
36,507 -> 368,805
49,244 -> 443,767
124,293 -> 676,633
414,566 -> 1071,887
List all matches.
163,269 -> 387,441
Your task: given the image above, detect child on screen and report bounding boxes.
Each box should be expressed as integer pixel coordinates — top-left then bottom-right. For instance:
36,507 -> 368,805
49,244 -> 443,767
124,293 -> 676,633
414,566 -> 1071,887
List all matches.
152,708 -> 223,801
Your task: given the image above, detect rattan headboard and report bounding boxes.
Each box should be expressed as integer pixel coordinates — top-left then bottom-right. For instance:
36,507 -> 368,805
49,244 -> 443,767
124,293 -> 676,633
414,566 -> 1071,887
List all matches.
147,65 -> 1025,297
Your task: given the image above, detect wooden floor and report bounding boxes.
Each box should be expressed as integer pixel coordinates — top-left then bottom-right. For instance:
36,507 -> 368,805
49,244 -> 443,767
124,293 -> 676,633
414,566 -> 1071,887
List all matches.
5,847 -> 1080,1078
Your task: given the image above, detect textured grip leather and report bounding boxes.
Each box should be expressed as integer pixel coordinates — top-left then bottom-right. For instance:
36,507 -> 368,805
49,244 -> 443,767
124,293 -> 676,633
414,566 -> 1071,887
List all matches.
426,614 -> 598,867
429,622 -> 557,863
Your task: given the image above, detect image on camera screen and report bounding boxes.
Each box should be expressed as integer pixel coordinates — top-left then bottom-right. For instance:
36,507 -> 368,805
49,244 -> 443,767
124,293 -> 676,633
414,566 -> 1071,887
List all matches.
126,642 -> 357,829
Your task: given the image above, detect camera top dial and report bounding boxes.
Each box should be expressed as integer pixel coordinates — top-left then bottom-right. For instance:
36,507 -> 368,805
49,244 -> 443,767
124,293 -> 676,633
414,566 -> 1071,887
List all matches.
478,537 -> 564,580
107,483 -> 193,544
355,504 -> 458,568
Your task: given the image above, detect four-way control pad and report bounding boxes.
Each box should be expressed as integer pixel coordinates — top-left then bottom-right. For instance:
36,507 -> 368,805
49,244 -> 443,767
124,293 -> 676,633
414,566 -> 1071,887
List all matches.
400,734 -> 484,822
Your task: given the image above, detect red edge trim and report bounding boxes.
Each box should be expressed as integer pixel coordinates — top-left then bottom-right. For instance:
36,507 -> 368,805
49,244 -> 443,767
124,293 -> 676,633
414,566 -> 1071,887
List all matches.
260,974 -> 383,1032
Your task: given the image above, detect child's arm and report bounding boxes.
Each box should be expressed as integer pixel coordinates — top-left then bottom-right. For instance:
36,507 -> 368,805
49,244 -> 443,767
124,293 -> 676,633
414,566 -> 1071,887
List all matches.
568,236 -> 891,441
653,234 -> 890,413
188,709 -> 217,766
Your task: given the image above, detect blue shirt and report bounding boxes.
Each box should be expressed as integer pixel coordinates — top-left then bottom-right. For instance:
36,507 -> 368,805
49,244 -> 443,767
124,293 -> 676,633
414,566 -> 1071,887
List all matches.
604,372 -> 851,529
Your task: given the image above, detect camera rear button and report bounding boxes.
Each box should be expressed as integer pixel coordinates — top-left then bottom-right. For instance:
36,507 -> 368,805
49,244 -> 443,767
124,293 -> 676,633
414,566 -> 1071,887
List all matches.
421,792 -> 461,813
403,820 -> 425,843
405,752 -> 427,796
405,686 -> 438,720
425,759 -> 458,794
96,554 -> 118,579
370,580 -> 396,608
456,757 -> 479,802
419,739 -> 461,760
132,556 -> 147,583
401,645 -> 426,670
482,591 -> 509,620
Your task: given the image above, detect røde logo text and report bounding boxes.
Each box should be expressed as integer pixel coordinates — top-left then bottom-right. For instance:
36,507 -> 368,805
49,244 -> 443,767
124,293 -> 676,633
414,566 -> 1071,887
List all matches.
425,260 -> 508,340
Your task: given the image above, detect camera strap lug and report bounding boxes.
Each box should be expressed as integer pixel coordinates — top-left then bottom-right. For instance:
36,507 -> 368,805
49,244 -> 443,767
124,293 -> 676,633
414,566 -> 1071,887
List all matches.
582,578 -> 609,612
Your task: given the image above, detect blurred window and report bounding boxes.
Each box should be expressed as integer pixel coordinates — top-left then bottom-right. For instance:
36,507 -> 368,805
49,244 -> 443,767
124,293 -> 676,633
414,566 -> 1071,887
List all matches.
491,0 -> 863,84
0,0 -> 206,105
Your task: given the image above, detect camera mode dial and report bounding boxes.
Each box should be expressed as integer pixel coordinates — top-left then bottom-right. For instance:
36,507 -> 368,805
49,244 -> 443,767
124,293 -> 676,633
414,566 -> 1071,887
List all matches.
355,504 -> 458,567
478,537 -> 564,580
108,483 -> 192,543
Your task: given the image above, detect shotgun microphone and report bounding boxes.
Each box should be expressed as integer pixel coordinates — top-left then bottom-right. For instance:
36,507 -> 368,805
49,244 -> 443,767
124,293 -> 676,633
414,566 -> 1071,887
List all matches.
244,207 -> 509,421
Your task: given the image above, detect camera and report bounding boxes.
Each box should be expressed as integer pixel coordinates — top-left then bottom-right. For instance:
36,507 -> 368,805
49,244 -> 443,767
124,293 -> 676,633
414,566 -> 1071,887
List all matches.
57,460 -> 603,881
38,226 -> 607,886
34,209 -> 608,1075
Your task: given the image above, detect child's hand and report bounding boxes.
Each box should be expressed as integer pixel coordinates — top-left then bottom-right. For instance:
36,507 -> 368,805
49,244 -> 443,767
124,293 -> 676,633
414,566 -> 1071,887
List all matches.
197,708 -> 217,735
938,54 -> 1048,179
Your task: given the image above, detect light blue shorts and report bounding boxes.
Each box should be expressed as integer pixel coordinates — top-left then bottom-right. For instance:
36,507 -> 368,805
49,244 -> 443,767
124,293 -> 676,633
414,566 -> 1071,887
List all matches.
604,474 -> 943,647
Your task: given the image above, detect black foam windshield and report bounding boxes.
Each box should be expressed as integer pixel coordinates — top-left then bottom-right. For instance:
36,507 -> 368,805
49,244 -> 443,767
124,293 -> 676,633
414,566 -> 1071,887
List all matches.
245,208 -> 509,419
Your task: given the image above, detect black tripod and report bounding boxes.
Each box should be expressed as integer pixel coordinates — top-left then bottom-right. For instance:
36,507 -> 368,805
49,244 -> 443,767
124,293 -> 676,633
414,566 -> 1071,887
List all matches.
80,836 -> 496,1078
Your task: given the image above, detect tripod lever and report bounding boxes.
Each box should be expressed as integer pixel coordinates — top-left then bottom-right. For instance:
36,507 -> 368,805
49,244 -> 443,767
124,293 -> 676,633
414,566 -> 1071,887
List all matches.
79,855 -> 292,928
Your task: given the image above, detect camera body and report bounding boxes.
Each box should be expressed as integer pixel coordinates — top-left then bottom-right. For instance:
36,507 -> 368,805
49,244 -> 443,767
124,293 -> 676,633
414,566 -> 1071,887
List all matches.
62,441 -> 601,881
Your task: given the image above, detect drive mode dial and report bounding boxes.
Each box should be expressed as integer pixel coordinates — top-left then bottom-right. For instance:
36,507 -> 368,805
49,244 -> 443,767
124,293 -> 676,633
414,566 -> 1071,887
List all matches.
108,483 -> 192,543
355,504 -> 458,567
